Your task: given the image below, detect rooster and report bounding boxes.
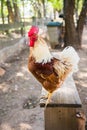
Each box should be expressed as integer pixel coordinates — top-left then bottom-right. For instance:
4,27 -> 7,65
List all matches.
28,26 -> 80,107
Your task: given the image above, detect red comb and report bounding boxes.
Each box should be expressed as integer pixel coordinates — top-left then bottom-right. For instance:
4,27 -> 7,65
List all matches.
28,26 -> 39,37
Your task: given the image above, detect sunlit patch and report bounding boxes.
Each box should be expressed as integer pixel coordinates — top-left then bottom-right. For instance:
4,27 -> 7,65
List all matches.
79,81 -> 87,88
78,72 -> 87,79
21,66 -> 28,72
75,79 -> 87,88
75,71 -> 87,88
0,67 -> 5,76
16,72 -> 24,77
16,69 -> 31,80
82,35 -> 87,40
0,123 -> 13,130
0,83 -> 9,93
19,123 -> 32,130
0,122 -> 33,130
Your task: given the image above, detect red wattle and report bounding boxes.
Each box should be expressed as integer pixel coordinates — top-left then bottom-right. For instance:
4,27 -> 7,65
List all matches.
29,34 -> 38,47
29,40 -> 35,47
28,26 -> 39,47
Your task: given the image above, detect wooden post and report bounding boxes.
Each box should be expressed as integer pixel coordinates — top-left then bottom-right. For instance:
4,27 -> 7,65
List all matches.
40,76 -> 82,130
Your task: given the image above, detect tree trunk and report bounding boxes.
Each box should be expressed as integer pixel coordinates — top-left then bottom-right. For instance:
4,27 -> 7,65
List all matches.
42,0 -> 46,17
38,2 -> 41,18
54,9 -> 56,19
64,0 -> 80,49
64,0 -> 87,49
6,0 -> 14,23
1,0 -> 5,24
77,0 -> 87,46
13,0 -> 21,22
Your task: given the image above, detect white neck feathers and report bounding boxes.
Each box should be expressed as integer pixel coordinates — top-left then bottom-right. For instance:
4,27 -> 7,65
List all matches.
31,38 -> 53,63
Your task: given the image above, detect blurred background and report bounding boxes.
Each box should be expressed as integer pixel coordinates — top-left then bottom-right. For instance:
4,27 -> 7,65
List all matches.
0,0 -> 87,49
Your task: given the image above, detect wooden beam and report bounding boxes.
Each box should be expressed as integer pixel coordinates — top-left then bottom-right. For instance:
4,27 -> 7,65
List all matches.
44,107 -> 78,130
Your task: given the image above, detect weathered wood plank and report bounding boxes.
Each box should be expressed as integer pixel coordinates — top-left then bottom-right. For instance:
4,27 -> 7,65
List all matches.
45,107 -> 78,130
40,76 -> 82,107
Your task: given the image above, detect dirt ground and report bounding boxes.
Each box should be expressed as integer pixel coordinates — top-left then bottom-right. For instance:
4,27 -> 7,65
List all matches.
0,32 -> 22,50
0,26 -> 87,130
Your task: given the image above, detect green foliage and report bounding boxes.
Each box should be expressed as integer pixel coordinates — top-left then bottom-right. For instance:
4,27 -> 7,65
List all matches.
75,0 -> 84,14
48,0 -> 84,13
48,0 -> 63,11
0,0 -> 8,17
0,0 -> 86,23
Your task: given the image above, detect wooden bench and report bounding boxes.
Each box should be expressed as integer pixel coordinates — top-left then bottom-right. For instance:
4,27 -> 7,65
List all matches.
40,76 -> 82,130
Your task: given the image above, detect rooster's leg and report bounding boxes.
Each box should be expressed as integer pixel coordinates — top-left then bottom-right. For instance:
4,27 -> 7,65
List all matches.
40,92 -> 52,108
44,92 -> 52,108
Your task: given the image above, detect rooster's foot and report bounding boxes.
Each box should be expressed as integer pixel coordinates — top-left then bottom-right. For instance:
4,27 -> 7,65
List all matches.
40,95 -> 48,100
40,93 -> 52,103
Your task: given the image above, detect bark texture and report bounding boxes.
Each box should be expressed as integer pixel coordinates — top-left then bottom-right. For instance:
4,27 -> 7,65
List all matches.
64,0 -> 87,48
